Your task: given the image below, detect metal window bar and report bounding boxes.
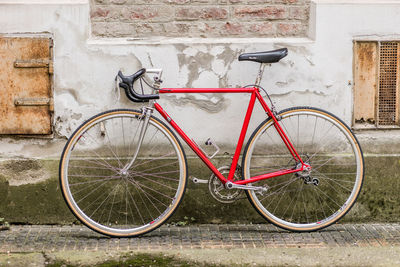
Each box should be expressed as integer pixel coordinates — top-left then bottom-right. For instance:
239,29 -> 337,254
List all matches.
378,42 -> 399,126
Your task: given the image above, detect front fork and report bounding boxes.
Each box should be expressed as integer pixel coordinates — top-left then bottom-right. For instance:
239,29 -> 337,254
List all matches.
120,106 -> 154,173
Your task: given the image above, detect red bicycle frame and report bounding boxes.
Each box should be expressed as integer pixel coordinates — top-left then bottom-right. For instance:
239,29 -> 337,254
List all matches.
156,87 -> 307,185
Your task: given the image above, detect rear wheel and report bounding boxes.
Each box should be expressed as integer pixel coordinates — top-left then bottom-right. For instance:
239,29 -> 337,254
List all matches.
59,109 -> 187,237
242,107 -> 364,231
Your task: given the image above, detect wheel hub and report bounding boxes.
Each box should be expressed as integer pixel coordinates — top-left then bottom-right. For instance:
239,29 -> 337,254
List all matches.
292,155 -> 319,186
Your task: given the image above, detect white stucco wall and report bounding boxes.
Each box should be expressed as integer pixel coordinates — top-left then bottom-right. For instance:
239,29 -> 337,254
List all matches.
0,0 -> 400,158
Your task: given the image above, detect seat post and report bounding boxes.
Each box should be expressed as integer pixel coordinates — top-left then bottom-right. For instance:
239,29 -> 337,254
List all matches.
255,63 -> 266,86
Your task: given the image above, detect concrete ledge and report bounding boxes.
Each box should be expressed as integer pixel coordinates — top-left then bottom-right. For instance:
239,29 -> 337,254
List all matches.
87,37 -> 315,46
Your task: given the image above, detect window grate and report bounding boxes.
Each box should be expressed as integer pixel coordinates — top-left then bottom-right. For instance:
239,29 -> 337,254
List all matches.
378,42 -> 398,125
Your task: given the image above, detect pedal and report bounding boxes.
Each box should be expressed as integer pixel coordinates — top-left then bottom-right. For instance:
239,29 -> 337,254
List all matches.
191,138 -> 220,159
190,176 -> 208,184
205,138 -> 220,159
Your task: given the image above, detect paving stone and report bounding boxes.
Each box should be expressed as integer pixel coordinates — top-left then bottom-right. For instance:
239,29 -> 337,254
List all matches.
0,223 -> 399,252
357,224 -> 382,246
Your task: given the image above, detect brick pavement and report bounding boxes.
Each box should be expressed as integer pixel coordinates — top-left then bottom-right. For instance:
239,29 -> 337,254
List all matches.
0,223 -> 399,253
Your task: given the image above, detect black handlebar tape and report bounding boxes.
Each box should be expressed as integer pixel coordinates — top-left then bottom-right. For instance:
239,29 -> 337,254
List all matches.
118,68 -> 159,103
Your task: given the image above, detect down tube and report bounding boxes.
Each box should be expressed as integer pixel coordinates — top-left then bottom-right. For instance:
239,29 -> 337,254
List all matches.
153,102 -> 228,183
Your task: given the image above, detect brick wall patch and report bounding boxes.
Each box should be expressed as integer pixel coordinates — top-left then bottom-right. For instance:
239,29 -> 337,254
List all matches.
90,0 -> 310,38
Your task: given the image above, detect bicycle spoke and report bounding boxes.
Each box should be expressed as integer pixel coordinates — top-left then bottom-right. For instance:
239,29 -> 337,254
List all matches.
138,160 -> 180,173
131,152 -> 175,169
130,180 -> 156,222
131,170 -> 180,182
126,182 -> 147,225
126,178 -> 169,209
69,176 -> 121,186
88,180 -> 123,219
129,172 -> 177,191
313,169 -> 354,192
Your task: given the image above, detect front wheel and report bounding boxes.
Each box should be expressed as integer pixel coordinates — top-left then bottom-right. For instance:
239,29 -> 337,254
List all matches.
59,109 -> 187,237
242,107 -> 364,231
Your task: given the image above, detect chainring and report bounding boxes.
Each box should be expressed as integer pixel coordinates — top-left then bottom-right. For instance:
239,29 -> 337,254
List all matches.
208,166 -> 243,203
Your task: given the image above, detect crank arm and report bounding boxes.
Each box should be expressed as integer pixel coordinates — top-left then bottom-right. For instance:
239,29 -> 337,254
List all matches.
190,176 -> 208,184
225,181 -> 268,194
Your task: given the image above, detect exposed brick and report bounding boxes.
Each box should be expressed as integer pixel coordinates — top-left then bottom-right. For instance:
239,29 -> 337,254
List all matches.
164,0 -> 190,4
135,23 -> 166,35
277,22 -> 304,36
92,22 -> 123,37
247,22 -> 274,35
233,6 -> 288,20
176,7 -> 228,21
289,6 -> 309,20
94,0 -> 109,4
275,0 -> 301,4
110,0 -> 127,4
222,22 -> 243,35
230,0 -> 274,4
203,22 -> 248,37
90,0 -> 310,37
90,7 -> 112,20
121,6 -> 174,22
122,0 -> 218,4
248,0 -> 274,3
164,22 -> 193,36
191,0 -> 220,4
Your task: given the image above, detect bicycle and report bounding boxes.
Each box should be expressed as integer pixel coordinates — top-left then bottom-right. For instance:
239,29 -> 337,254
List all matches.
59,48 -> 364,237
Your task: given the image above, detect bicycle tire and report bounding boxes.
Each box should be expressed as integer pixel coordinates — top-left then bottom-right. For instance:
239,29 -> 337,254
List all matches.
242,107 -> 364,231
59,109 -> 187,237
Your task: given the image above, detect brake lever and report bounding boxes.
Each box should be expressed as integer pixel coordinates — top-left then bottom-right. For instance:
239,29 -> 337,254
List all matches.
114,75 -> 121,102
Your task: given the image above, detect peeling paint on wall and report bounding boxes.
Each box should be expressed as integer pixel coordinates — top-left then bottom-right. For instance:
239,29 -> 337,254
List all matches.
164,94 -> 227,113
166,45 -> 243,112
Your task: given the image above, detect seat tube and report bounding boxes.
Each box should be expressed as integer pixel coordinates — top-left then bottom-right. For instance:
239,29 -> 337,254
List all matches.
255,63 -> 266,86
228,91 -> 257,181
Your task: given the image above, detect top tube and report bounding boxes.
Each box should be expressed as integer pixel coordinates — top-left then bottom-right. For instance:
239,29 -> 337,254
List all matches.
159,88 -> 258,94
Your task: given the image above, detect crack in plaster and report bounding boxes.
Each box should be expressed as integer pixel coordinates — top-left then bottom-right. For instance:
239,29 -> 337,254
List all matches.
269,89 -> 328,97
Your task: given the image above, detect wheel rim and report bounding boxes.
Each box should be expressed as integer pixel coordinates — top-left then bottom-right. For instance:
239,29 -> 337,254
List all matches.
61,111 -> 186,236
244,109 -> 363,230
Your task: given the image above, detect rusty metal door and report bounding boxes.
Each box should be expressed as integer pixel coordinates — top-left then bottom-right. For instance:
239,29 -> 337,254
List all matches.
0,36 -> 53,135
353,41 -> 378,125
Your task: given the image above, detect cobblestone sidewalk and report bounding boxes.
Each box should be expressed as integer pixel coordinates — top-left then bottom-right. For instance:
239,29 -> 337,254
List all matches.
0,223 -> 399,253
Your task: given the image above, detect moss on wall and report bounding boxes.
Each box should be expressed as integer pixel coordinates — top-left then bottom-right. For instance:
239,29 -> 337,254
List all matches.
0,156 -> 398,225
0,160 -> 74,224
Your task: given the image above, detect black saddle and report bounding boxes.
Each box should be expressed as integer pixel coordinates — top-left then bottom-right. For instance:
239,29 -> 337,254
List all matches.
238,48 -> 288,64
